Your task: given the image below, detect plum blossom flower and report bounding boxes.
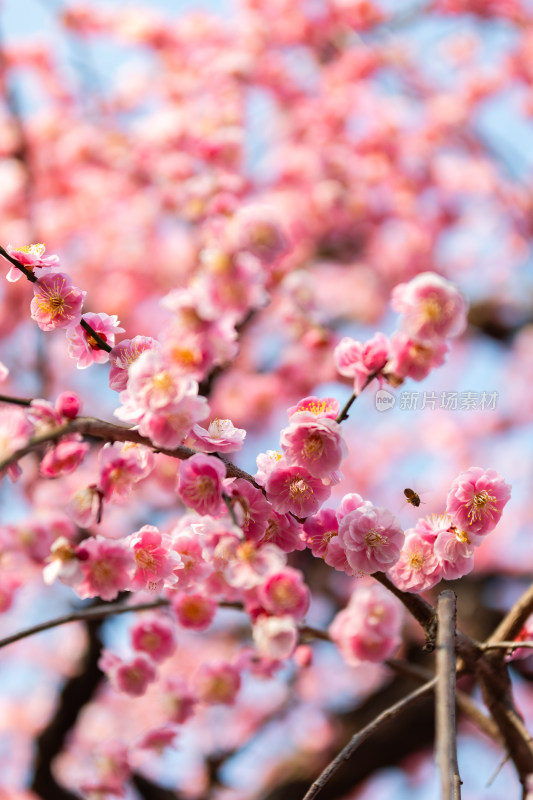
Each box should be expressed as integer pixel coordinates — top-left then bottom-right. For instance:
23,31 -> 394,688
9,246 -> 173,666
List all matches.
391,272 -> 468,341
43,536 -> 83,586
177,453 -> 226,516
224,478 -> 272,541
287,396 -> 340,420
433,522 -> 475,580
162,676 -> 197,724
338,504 -> 404,574
100,650 -> 157,697
30,273 -> 86,331
99,441 -> 154,500
446,467 -> 511,538
329,582 -> 403,665
40,438 -> 90,478
334,333 -> 390,393
265,464 -> 331,517
169,532 -> 212,589
171,591 -> 217,630
194,661 -> 241,705
258,567 -> 310,620
66,312 -> 125,368
255,449 -> 284,486
131,616 -> 176,663
75,536 -> 134,601
67,485 -> 102,527
55,391 -> 81,419
387,531 -> 442,592
4,242 -> 60,282
260,511 -> 305,553
185,417 -> 246,453
280,416 -> 347,479
253,614 -> 298,660
127,525 -> 182,591
385,332 -> 448,383
109,336 -> 158,391
303,508 -> 339,558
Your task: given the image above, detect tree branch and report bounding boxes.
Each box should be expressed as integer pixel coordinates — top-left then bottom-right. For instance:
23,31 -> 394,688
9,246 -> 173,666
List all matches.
301,678 -> 437,800
436,590 -> 462,799
0,414 -> 263,489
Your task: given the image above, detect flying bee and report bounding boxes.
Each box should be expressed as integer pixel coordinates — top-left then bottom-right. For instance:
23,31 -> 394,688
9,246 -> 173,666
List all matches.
404,488 -> 422,508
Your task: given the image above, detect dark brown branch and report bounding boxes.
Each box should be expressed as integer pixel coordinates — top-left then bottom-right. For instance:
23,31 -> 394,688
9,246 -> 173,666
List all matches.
0,414 -> 263,489
30,615 -> 103,799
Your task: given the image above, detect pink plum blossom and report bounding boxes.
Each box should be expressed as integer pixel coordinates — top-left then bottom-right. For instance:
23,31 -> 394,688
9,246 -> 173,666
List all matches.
194,661 -> 241,705
334,333 -> 390,393
75,536 -> 134,601
177,453 -> 226,516
30,273 -> 86,331
43,537 -> 83,586
100,650 -> 157,697
66,312 -> 125,368
67,485 -> 103,527
108,335 -> 158,392
265,464 -> 331,517
329,582 -> 403,665
280,416 -> 347,479
336,493 -> 366,522
260,510 -> 305,552
223,540 -> 287,590
391,272 -> 468,341
433,523 -> 475,580
40,438 -> 90,478
185,417 -> 246,453
385,332 -> 449,383
171,591 -> 217,630
258,567 -> 310,620
131,615 -> 176,663
302,508 -> 339,558
286,396 -> 340,420
127,525 -> 182,592
387,531 -> 442,592
99,441 -> 154,500
446,466 -> 511,538
4,242 -> 60,282
162,677 -> 197,724
338,504 -> 404,574
55,391 -> 81,419
224,478 -> 272,541
255,449 -> 284,486
169,532 -> 212,589
252,614 -> 298,659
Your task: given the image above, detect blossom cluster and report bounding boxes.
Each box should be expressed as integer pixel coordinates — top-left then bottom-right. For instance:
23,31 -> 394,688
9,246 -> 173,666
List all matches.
334,272 -> 468,393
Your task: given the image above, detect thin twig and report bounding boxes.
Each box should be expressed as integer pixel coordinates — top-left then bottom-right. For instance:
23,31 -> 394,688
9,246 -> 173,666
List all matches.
436,590 -> 462,799
301,678 -> 437,800
486,582 -> 533,654
0,598 -> 170,650
480,641 -> 533,652
386,658 -> 503,746
335,371 -> 381,424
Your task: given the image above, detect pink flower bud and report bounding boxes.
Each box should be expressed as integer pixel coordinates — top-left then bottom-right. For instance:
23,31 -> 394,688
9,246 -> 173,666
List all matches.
55,391 -> 81,419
